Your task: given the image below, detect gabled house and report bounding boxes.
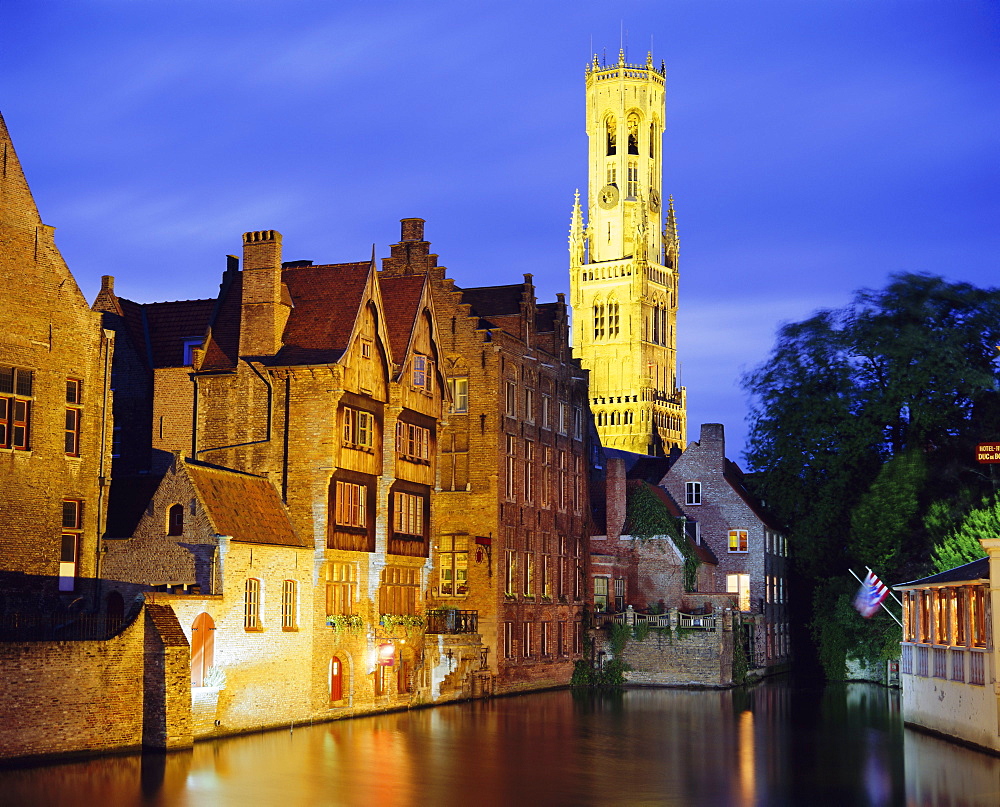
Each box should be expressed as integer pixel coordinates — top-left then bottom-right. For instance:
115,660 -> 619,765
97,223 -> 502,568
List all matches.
102,454 -> 312,736
0,112 -> 114,608
658,423 -> 789,668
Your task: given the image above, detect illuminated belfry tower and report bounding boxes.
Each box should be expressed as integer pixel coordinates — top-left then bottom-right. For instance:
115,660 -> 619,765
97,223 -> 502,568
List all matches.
569,48 -> 686,455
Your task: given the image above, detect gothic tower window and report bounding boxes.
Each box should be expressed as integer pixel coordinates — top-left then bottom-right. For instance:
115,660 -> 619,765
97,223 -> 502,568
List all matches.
627,162 -> 638,199
649,122 -> 656,158
627,114 -> 640,155
608,301 -> 620,337
593,302 -> 605,340
606,116 -> 616,155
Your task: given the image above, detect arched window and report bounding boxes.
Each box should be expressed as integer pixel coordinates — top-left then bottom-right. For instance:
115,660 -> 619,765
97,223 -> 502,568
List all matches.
607,301 -> 620,337
330,656 -> 344,702
593,302 -> 605,340
627,114 -> 640,155
605,116 -> 616,156
167,504 -> 183,536
649,122 -> 656,158
191,612 -> 215,686
627,161 -> 638,198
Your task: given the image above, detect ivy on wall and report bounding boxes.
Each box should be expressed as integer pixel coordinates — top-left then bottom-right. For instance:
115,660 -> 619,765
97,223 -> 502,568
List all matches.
625,481 -> 700,592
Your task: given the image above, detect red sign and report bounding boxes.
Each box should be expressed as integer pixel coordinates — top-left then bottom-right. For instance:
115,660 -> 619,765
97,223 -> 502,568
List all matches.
977,444 -> 1000,464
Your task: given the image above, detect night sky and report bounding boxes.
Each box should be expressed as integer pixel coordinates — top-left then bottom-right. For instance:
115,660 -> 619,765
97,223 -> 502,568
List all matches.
3,0 -> 997,460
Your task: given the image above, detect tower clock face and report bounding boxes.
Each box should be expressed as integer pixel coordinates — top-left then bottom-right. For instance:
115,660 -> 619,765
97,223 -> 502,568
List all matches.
649,189 -> 661,212
599,184 -> 619,209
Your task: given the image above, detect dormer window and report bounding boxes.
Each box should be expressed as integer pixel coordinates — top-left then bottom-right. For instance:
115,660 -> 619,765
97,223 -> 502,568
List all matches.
182,338 -> 202,366
412,355 -> 433,393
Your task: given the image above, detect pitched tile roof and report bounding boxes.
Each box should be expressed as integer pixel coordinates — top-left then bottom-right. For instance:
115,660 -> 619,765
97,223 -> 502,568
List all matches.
379,273 -> 427,361
271,262 -> 371,366
144,299 -> 214,367
185,460 -> 304,547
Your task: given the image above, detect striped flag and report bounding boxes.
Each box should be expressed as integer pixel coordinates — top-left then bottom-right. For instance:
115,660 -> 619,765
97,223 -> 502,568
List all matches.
854,570 -> 889,618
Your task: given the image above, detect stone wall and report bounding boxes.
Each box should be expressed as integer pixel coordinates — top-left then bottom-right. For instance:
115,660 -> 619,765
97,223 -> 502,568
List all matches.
594,626 -> 734,688
0,600 -> 192,762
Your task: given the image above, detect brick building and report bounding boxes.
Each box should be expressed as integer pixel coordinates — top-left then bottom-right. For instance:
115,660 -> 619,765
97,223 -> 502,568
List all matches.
659,423 -> 790,667
0,111 -> 114,608
380,219 -> 592,692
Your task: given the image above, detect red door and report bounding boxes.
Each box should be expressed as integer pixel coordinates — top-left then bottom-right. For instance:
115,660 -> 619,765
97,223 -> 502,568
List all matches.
330,656 -> 343,702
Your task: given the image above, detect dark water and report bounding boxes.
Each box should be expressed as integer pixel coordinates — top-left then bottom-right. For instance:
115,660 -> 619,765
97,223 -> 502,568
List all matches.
2,678 -> 999,806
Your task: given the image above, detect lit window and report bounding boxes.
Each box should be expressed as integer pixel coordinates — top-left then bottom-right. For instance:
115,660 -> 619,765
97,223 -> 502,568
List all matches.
325,563 -> 357,616
282,580 -> 298,630
0,365 -> 33,451
685,482 -> 702,506
245,578 -> 262,630
438,536 -> 469,596
728,529 -> 749,553
394,491 -> 424,536
60,500 -> 82,592
594,576 -> 609,611
447,377 -> 469,413
727,574 -> 750,611
505,549 -> 517,596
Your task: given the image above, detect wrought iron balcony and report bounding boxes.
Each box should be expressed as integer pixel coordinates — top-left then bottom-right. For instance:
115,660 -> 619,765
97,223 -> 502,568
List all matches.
425,609 -> 478,635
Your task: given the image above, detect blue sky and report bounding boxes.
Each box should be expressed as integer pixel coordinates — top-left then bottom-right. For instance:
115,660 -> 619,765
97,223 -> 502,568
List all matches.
3,0 -> 998,460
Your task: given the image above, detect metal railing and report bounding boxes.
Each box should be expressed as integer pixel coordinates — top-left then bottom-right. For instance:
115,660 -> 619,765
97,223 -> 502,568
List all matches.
593,610 -> 722,631
0,613 -> 127,642
425,609 -> 479,635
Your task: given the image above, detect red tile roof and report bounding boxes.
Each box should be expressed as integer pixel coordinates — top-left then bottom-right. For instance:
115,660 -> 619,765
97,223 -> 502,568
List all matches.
185,460 -> 304,547
271,262 -> 371,366
379,273 -> 427,361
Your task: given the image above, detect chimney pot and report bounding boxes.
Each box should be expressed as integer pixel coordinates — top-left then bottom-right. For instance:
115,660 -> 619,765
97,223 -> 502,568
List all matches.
400,218 -> 425,242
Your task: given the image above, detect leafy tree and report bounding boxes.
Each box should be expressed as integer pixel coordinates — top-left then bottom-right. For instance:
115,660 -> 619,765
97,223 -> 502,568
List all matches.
742,272 -> 1000,678
930,493 -> 999,572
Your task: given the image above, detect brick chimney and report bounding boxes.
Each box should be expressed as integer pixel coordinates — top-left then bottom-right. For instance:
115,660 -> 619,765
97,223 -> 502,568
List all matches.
698,423 -> 726,463
605,456 -> 627,540
381,218 -> 439,277
240,230 -> 288,356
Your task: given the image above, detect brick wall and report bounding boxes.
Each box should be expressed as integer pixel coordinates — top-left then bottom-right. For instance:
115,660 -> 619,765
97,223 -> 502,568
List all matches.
594,626 -> 734,687
0,599 -> 192,762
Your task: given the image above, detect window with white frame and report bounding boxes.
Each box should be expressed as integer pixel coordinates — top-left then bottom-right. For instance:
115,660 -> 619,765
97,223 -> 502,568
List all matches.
728,529 -> 749,553
438,536 -> 469,596
342,407 -> 375,449
522,622 -> 532,658
504,621 -> 514,658
541,395 -> 551,429
594,576 -> 609,611
559,402 -> 569,435
412,354 -> 433,392
523,439 -> 534,502
60,500 -> 82,592
727,574 -> 750,612
524,387 -> 535,424
505,435 -> 517,500
685,481 -> 702,506
504,549 -> 517,596
447,377 -> 469,413
573,407 -> 583,440
523,547 -> 534,597
541,446 -> 552,507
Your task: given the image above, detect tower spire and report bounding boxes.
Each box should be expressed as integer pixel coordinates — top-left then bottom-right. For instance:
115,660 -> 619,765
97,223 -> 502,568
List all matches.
569,189 -> 585,268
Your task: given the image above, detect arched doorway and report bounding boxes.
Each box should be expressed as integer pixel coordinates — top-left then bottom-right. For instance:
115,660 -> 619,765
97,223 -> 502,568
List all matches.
329,656 -> 343,703
191,612 -> 215,687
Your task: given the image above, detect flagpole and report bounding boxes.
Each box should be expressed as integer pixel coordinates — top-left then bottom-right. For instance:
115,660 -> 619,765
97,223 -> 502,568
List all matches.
849,568 -> 903,627
866,566 -> 903,607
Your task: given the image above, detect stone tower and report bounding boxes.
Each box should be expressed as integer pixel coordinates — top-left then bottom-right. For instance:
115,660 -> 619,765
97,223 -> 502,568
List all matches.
569,49 -> 686,455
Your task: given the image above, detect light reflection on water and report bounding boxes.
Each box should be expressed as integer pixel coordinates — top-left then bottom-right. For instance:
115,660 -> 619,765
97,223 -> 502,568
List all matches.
2,679 -> 999,806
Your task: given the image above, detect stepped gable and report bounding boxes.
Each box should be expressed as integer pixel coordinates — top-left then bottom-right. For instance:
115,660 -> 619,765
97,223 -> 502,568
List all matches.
535,302 -> 558,333
0,111 -> 42,230
185,459 -> 303,547
379,273 -> 427,361
460,284 -> 523,317
271,261 -> 370,366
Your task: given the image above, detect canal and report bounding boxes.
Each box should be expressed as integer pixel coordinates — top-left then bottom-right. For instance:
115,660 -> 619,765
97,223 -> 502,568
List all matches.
2,678 -> 999,806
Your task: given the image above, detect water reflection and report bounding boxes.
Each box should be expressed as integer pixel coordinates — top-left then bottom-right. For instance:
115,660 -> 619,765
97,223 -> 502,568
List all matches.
1,679 -> 998,806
